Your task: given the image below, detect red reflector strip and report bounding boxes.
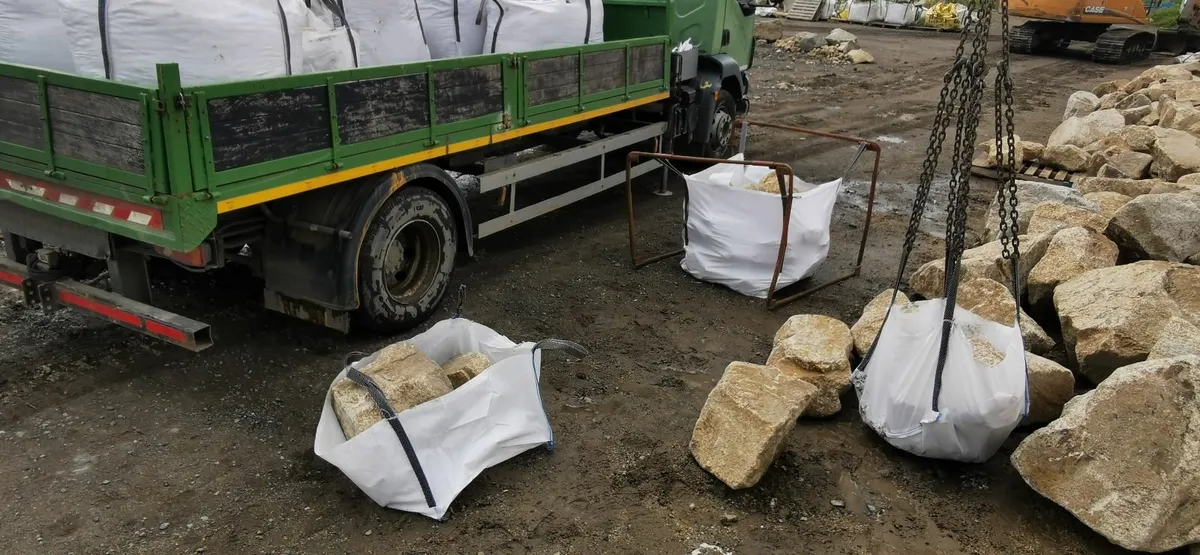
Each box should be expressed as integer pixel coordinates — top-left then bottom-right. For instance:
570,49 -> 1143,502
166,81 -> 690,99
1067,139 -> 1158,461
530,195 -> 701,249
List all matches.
145,320 -> 187,343
0,271 -> 22,286
59,290 -> 142,328
0,170 -> 163,230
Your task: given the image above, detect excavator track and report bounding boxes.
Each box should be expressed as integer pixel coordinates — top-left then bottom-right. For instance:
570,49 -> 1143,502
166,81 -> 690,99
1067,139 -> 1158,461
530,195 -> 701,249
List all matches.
1010,24 -> 1039,54
1093,28 -> 1154,64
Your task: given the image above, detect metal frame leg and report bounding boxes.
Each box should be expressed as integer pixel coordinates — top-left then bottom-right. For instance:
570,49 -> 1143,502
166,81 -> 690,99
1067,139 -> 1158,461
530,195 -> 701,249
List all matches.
624,119 -> 884,310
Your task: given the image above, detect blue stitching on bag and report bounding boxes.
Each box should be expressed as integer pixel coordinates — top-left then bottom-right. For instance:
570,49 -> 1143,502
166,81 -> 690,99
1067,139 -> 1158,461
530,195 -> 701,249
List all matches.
530,349 -> 555,451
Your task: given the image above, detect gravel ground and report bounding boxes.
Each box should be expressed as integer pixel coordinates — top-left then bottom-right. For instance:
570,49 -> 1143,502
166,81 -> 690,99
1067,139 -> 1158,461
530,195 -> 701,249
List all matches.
0,20 -> 1174,555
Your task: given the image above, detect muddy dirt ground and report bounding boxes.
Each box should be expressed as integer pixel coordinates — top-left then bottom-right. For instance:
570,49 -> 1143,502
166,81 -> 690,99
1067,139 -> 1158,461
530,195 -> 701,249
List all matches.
0,20 -> 1176,555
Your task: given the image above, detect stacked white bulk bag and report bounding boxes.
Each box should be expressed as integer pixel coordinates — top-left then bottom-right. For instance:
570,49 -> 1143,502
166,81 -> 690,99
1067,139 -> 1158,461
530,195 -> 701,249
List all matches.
883,1 -> 919,25
338,0 -> 432,66
303,0 -> 360,72
847,0 -> 884,22
484,0 -> 603,54
0,0 -> 77,72
424,0 -> 489,58
56,0 -> 307,86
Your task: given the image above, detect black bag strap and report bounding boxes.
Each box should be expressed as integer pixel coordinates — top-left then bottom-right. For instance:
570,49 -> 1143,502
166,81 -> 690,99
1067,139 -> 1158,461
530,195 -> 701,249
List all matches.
274,0 -> 295,75
412,0 -> 429,46
346,366 -> 437,509
98,0 -> 112,79
583,0 -> 592,44
487,0 -> 504,53
453,0 -> 462,42
331,0 -> 361,68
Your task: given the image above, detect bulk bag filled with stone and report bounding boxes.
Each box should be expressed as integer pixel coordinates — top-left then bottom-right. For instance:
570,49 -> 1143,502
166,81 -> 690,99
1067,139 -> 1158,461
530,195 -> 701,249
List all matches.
483,0 -> 604,54
56,0 -> 307,86
680,154 -> 842,299
423,0 -> 489,58
337,0 -> 432,66
0,0 -> 77,72
313,318 -> 586,519
853,295 -> 1028,462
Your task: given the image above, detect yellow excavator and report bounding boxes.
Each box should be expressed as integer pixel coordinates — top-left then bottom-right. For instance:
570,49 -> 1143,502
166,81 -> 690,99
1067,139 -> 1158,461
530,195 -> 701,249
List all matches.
1010,0 -> 1200,63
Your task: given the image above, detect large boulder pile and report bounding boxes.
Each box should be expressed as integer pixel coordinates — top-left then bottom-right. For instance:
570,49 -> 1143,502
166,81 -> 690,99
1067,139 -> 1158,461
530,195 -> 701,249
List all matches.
1011,356 -> 1200,552
770,28 -> 874,65
977,63 -> 1200,196
1054,261 -> 1200,384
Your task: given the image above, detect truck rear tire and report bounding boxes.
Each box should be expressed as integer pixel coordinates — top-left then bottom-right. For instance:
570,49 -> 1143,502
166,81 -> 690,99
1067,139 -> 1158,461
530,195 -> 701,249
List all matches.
356,187 -> 458,333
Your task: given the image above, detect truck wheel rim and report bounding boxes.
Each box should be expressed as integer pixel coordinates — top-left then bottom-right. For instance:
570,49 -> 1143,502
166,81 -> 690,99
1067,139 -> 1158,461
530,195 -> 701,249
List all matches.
382,220 -> 443,305
713,107 -> 733,153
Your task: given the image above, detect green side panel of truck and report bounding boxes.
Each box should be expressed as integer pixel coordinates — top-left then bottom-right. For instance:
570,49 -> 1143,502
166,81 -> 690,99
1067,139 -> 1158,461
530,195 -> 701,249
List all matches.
0,0 -> 748,253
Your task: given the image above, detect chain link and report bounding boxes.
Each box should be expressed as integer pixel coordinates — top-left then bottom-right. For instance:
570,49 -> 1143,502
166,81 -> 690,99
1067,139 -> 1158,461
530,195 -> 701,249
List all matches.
884,0 -> 1020,411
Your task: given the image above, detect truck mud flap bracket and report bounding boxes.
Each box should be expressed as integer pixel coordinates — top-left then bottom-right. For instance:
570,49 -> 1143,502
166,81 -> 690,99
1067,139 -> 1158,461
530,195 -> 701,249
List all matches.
0,258 -> 213,352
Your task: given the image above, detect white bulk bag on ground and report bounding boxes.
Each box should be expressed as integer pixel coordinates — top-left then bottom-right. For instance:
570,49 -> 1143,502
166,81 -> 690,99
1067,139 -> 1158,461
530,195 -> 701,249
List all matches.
883,1 -> 919,25
313,318 -> 585,519
425,0 -> 489,58
56,0 -> 307,86
484,0 -> 604,54
852,297 -> 1028,462
680,155 -> 841,299
338,0 -> 431,66
0,0 -> 77,72
847,0 -> 884,22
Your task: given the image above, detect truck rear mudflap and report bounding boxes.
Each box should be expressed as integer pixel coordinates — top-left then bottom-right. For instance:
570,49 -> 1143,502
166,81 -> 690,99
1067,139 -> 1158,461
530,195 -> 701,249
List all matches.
0,257 -> 212,351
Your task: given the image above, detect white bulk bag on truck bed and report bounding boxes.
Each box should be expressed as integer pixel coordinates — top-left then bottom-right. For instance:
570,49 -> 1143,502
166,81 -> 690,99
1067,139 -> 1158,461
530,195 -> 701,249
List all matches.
56,0 -> 307,86
313,318 -> 587,519
424,0 -> 488,58
680,155 -> 841,299
303,0 -> 360,72
484,0 -> 603,54
0,0 -> 77,72
338,0 -> 431,66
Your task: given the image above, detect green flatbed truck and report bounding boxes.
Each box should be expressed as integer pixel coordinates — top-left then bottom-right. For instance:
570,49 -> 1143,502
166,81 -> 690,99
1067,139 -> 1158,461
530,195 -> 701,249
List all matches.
0,0 -> 755,350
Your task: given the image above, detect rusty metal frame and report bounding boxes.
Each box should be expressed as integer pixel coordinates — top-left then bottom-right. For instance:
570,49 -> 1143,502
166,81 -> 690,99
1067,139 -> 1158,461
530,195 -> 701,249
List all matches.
624,119 -> 882,310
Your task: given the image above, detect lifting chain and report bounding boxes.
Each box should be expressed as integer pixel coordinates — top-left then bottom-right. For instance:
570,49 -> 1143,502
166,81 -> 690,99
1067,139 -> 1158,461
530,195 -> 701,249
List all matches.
884,0 -> 1020,411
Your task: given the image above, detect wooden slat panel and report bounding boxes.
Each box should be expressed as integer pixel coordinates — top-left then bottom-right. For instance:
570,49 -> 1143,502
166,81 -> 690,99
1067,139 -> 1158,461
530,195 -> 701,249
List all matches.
435,66 -> 502,124
0,76 -> 36,104
207,86 -> 330,171
584,50 -> 625,95
52,131 -> 143,173
212,128 -> 331,171
47,87 -> 140,125
50,109 -> 143,151
336,74 -> 429,144
0,97 -> 41,129
630,44 -> 664,85
526,56 -> 578,107
0,121 -> 43,150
